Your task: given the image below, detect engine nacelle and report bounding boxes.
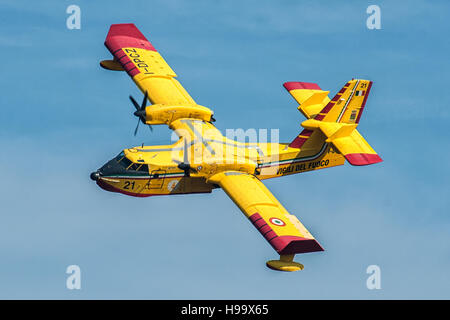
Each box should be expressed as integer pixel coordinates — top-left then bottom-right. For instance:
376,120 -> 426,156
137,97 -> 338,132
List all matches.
144,104 -> 214,125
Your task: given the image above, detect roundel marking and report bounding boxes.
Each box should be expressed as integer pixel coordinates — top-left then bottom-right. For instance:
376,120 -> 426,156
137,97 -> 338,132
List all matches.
269,217 -> 286,226
167,179 -> 179,192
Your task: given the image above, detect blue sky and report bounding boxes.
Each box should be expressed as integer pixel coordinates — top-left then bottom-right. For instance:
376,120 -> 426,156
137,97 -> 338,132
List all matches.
0,0 -> 449,299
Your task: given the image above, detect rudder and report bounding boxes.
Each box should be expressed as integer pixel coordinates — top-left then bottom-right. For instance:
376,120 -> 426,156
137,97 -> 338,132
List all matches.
315,79 -> 372,124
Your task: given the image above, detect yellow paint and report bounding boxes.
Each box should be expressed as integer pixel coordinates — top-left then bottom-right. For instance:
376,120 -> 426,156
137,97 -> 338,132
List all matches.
287,88 -> 330,119
98,26 -> 382,271
301,119 -> 378,157
266,255 -> 304,272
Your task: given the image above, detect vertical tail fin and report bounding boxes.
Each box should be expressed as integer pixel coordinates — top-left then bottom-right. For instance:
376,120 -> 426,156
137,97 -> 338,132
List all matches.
285,79 -> 373,149
285,79 -> 382,166
315,79 -> 372,123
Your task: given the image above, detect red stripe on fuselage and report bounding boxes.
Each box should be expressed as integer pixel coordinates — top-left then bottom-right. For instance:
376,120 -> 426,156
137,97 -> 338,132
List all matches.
97,179 -> 152,197
96,179 -> 212,197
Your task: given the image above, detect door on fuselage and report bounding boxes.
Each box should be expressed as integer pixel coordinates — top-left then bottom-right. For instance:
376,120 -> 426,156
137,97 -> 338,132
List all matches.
148,170 -> 166,189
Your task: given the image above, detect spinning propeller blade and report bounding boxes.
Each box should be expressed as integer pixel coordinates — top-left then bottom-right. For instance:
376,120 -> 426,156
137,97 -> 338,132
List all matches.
129,91 -> 152,136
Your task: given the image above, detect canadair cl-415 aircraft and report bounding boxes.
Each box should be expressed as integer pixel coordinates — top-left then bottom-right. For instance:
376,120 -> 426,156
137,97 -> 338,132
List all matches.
91,24 -> 382,272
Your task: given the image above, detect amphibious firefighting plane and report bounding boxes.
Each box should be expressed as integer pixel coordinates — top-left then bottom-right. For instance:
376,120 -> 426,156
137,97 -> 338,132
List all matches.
91,24 -> 382,272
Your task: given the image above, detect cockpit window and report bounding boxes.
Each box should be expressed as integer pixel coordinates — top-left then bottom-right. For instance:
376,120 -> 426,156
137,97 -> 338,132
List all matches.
137,164 -> 149,173
116,151 -> 126,163
120,157 -> 132,168
118,160 -> 149,173
127,163 -> 149,172
114,152 -> 149,173
128,163 -> 141,171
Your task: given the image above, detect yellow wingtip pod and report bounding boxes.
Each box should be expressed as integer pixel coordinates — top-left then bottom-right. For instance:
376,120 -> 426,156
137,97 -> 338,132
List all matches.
100,59 -> 125,71
266,255 -> 304,272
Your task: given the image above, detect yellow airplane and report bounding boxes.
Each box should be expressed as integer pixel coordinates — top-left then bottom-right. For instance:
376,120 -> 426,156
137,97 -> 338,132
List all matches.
91,24 -> 382,272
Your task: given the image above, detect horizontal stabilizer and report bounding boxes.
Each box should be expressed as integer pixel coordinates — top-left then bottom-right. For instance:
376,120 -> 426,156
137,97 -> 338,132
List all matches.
301,119 -> 382,166
283,82 -> 330,119
345,153 -> 383,166
332,130 -> 383,166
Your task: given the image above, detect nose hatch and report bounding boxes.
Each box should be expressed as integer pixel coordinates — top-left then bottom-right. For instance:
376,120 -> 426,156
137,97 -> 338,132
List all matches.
90,171 -> 100,181
90,154 -> 129,182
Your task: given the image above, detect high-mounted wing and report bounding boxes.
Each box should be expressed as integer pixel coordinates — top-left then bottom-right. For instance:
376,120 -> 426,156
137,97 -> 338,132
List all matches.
101,24 -> 214,132
208,171 -> 323,271
102,23 -> 196,106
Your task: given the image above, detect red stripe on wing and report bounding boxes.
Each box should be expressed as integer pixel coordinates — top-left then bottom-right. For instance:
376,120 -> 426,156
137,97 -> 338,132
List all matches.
249,213 -> 324,255
112,49 -> 140,77
271,236 -> 324,255
105,23 -> 157,53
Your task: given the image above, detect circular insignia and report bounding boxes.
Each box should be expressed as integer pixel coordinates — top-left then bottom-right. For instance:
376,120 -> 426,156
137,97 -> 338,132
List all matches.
269,217 -> 286,226
167,179 -> 179,192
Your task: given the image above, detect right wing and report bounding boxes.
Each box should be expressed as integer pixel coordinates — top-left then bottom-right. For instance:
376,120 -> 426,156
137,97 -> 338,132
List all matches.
208,171 -> 323,256
103,23 -> 197,106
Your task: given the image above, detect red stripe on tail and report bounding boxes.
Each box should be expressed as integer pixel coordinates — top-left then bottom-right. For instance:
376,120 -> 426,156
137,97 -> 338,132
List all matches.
355,81 -> 373,124
345,153 -> 382,166
283,82 -> 321,91
289,129 -> 313,148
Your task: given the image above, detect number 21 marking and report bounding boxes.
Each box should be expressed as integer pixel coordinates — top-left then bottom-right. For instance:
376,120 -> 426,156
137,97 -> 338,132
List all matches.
124,181 -> 135,190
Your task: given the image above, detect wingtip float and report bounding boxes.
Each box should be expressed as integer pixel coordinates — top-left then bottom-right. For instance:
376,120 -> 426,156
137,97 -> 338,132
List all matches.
91,23 -> 382,272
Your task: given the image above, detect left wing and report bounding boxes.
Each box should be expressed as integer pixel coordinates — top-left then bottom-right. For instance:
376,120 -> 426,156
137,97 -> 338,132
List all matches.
208,171 -> 323,271
102,23 -> 196,106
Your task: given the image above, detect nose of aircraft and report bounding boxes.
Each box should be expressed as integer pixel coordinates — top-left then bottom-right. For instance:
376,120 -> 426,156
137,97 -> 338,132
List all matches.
90,171 -> 100,181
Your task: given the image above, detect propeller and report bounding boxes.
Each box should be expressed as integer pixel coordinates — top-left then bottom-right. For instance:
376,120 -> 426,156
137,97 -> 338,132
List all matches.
129,91 -> 152,136
174,138 -> 197,177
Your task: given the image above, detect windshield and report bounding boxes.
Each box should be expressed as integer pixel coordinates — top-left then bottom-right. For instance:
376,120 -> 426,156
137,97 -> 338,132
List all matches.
115,154 -> 148,173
